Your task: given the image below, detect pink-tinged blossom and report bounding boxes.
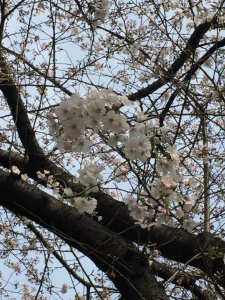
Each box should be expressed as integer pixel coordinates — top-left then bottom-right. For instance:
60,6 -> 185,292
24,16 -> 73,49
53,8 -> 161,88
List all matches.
71,27 -> 80,35
47,69 -> 54,77
124,196 -> 147,221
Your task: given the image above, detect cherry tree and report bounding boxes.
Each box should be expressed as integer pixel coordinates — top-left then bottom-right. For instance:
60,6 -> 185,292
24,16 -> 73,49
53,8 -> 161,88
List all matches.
0,0 -> 225,299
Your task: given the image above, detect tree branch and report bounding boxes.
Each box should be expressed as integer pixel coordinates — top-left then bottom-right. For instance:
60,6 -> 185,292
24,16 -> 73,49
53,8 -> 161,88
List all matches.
0,149 -> 225,289
0,169 -> 168,300
127,20 -> 218,101
150,260 -> 213,300
159,37 -> 225,126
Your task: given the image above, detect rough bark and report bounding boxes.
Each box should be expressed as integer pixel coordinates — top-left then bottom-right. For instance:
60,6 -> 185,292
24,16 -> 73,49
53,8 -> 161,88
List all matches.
1,149 -> 225,290
0,169 -> 168,300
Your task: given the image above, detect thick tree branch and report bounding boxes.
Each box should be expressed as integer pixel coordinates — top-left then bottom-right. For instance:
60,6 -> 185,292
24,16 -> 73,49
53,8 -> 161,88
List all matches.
0,55 -> 44,157
0,169 -> 168,300
0,149 -> 225,289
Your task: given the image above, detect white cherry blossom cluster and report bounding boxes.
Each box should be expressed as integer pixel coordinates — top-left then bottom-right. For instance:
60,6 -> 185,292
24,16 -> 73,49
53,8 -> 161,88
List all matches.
49,89 -> 200,232
92,0 -> 111,27
50,89 -> 156,163
50,89 -> 132,153
78,163 -> 104,192
124,145 -> 199,232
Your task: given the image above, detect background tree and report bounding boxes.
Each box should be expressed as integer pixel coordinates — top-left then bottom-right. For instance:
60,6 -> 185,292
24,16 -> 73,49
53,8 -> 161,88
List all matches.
0,0 -> 225,299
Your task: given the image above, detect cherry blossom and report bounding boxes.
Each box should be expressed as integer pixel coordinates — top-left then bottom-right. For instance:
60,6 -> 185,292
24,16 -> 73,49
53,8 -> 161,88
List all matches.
183,219 -> 197,233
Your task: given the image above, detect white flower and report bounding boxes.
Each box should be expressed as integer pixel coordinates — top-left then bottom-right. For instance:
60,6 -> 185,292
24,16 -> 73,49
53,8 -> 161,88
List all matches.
21,174 -> 28,181
86,117 -> 100,132
183,219 -> 197,232
124,135 -> 151,162
86,90 -> 99,101
176,208 -> 184,218
130,207 -> 146,221
63,141 -> 72,151
120,96 -> 134,106
183,198 -> 196,212
167,145 -> 180,161
124,196 -> 137,210
63,122 -> 82,140
78,164 -> 104,192
73,138 -> 92,153
75,197 -> 97,214
107,134 -> 126,147
47,119 -> 60,137
55,100 -> 74,121
107,135 -> 119,147
94,43 -> 103,52
64,188 -> 73,197
85,197 -> 97,214
103,111 -> 129,133
86,99 -> 106,117
37,170 -> 49,180
12,166 -> 20,175
100,89 -> 118,107
166,190 -> 180,202
137,112 -> 147,121
70,94 -> 85,108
